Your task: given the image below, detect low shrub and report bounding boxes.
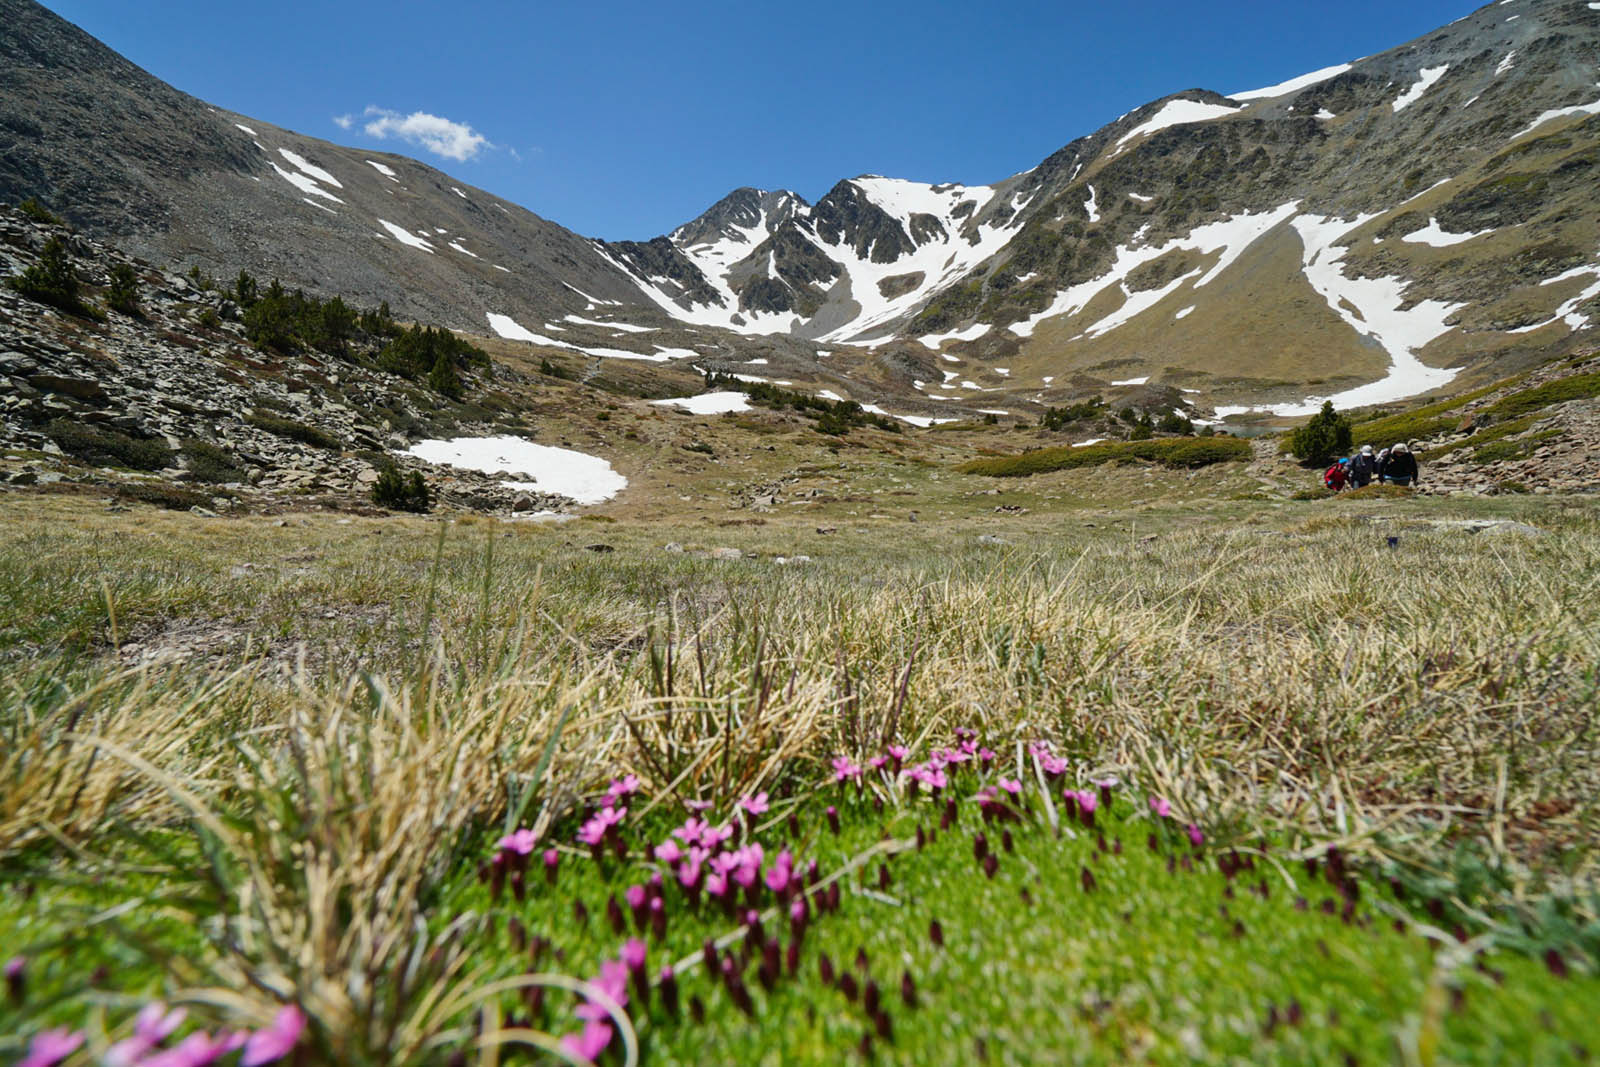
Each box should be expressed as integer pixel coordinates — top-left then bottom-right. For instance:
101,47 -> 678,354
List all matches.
957,436 -> 1251,477
1286,401 -> 1353,466
1472,431 -> 1559,464
17,198 -> 62,225
371,466 -> 430,512
244,413 -> 342,450
180,440 -> 247,483
47,419 -> 171,471
115,482 -> 214,511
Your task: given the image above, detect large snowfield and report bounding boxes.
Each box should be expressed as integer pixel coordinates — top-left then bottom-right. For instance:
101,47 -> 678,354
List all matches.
403,436 -> 627,506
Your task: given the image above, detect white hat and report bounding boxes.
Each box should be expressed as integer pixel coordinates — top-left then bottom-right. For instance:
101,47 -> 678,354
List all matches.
1361,445 -> 1373,455
1393,442 -> 1409,453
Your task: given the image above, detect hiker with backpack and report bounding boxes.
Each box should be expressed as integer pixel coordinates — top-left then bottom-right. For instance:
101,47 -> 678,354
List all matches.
1323,458 -> 1350,492
1348,445 -> 1377,488
1379,441 -> 1420,487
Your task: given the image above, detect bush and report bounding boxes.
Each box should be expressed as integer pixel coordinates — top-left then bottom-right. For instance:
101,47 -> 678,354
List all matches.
1286,401 -> 1353,466
116,482 -> 214,511
379,324 -> 488,395
244,413 -> 341,450
17,198 -> 62,225
372,466 -> 431,512
180,440 -> 247,483
7,236 -> 97,318
106,263 -> 140,316
1039,398 -> 1104,431
47,419 -> 172,470
957,436 -> 1251,477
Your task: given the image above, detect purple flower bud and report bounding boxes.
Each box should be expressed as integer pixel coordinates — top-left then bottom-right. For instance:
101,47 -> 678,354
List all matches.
543,848 -> 560,884
863,979 -> 881,1015
507,917 -> 526,951
649,897 -> 666,940
689,995 -> 705,1024
982,854 -> 999,879
1080,865 -> 1098,893
819,953 -> 835,985
1001,830 -> 1014,853
838,972 -> 859,1001
915,825 -> 926,851
826,806 -> 839,835
900,970 -> 917,1008
973,833 -> 988,862
4,956 -> 23,1005
606,895 -> 626,934
878,863 -> 891,890
510,869 -> 526,902
702,938 -> 718,974
573,898 -> 588,925
929,919 -> 944,947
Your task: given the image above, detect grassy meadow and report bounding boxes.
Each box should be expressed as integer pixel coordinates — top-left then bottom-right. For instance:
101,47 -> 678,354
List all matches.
1,477 -> 1597,1064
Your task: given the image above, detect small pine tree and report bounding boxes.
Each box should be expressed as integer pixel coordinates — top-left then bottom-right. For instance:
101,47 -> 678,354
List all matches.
18,198 -> 62,225
428,352 -> 463,399
8,236 -> 94,317
234,270 -> 259,309
371,465 -> 431,512
1287,401 -> 1354,467
107,263 -> 140,316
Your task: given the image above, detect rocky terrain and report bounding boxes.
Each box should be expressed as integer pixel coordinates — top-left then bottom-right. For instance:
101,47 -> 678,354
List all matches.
0,204 -> 570,514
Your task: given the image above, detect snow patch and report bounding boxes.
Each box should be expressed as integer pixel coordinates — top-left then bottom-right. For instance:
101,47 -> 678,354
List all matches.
277,148 -> 342,188
1175,306 -> 1195,320
1117,99 -> 1240,148
405,436 -> 625,506
366,160 -> 399,180
1401,218 -> 1495,247
1071,438 -> 1106,448
487,313 -> 569,347
1128,192 -> 1153,203
270,162 -> 344,203
233,123 -> 257,136
564,314 -> 655,333
1514,97 -> 1600,139
651,392 -> 752,415
448,241 -> 479,258
1229,63 -> 1353,101
377,219 -> 434,252
1496,51 -> 1518,76
1084,185 -> 1100,222
919,323 -> 991,349
1392,66 -> 1449,112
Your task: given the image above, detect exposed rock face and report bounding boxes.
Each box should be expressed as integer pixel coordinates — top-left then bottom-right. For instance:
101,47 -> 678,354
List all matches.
0,205 -> 568,514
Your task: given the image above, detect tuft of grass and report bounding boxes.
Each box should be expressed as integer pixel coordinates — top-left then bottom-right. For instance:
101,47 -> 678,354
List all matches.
243,413 -> 343,450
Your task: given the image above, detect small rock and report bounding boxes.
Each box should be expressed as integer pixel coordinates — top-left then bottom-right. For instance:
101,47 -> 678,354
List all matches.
663,542 -> 685,553
775,555 -> 811,565
977,534 -> 1008,545
190,506 -> 218,517
815,526 -> 837,535
585,543 -> 616,553
707,546 -> 743,560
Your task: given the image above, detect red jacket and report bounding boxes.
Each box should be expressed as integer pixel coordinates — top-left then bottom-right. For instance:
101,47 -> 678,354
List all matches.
1323,464 -> 1348,490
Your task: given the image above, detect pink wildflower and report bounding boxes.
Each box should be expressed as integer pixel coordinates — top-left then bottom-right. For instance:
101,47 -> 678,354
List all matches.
594,805 -> 627,830
886,744 -> 909,769
19,1028 -> 83,1067
1039,753 -> 1068,777
997,778 -> 1023,797
140,1031 -> 246,1067
978,747 -> 997,766
576,818 -> 607,847
684,798 -> 713,813
699,823 -> 734,850
605,774 -> 641,806
1077,790 -> 1098,813
672,817 -> 710,846
868,755 -> 888,771
560,1021 -> 613,1062
1187,823 -> 1205,847
738,792 -> 770,817
705,871 -> 729,899
577,960 -> 629,1022
832,756 -> 862,783
654,840 -> 683,864
942,747 -> 971,765
239,1005 -> 305,1067
765,849 -> 795,895
496,828 -> 536,855
105,1003 -> 189,1067
621,938 -> 647,972
1150,796 -> 1173,818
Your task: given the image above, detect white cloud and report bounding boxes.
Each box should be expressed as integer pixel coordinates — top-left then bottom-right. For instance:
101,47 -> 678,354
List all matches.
359,106 -> 490,162
332,113 -> 353,129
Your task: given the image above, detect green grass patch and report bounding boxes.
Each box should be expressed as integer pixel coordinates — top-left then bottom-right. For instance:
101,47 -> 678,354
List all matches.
1480,371 -> 1600,422
1472,430 -> 1561,464
958,436 -> 1250,477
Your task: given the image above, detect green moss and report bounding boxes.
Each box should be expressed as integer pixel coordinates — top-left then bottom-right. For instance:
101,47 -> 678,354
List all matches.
1481,372 -> 1600,421
47,420 -> 172,471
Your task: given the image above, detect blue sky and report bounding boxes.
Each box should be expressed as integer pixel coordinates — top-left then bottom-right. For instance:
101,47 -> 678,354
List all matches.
44,0 -> 1476,240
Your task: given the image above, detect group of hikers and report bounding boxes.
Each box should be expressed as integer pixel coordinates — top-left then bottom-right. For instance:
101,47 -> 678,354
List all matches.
1323,443 -> 1420,491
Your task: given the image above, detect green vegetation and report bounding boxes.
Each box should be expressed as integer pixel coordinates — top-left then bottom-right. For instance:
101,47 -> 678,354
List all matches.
6,236 -> 98,319
179,440 -> 248,484
46,418 -> 171,471
16,197 -> 62,225
1480,371 -> 1600,422
113,481 -> 215,511
704,373 -> 902,435
1472,430 -> 1561,464
1039,397 -> 1105,431
241,278 -> 362,355
1347,377 -> 1519,445
1286,401 -> 1353,466
243,412 -> 342,450
370,465 -> 431,512
105,262 -> 141,316
0,501 -> 1594,1064
959,435 -> 1251,477
380,324 -> 488,392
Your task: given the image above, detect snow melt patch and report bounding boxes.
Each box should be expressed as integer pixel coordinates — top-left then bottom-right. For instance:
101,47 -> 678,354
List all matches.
919,323 -> 991,349
1084,185 -> 1100,222
1229,63 -> 1353,102
1392,66 -> 1449,112
564,314 -> 655,333
1072,438 -> 1106,448
1117,99 -> 1240,148
405,436 -> 625,506
233,123 -> 257,136
377,220 -> 434,252
448,241 -> 479,258
1401,218 -> 1494,247
1219,214 -> 1463,416
1011,202 -> 1301,339
651,392 -> 752,415
367,160 -> 399,181
1112,376 -> 1150,386
1514,96 -> 1600,139
858,404 -> 956,428
1496,51 -> 1518,76
270,163 -> 344,203
1175,306 -> 1195,320
278,148 -> 341,188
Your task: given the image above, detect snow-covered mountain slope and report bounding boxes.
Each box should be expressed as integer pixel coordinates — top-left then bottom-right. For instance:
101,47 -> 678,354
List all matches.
4,0 -> 1598,421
